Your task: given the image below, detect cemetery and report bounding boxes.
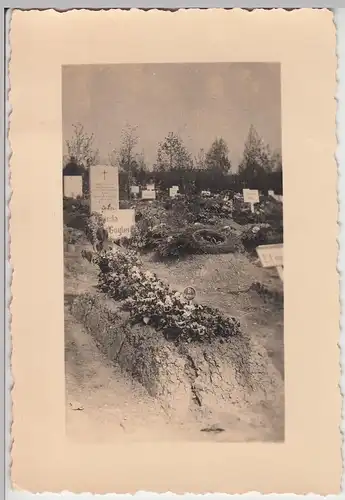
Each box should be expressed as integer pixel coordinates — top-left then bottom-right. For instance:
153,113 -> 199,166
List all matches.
64,164 -> 284,441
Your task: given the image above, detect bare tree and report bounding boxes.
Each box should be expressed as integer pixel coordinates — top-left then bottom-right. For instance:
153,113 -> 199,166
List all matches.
65,123 -> 100,169
136,151 -> 148,172
108,125 -> 140,197
270,149 -> 283,172
194,148 -> 207,170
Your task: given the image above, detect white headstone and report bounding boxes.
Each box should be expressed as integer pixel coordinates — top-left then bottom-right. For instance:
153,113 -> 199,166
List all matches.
102,209 -> 136,240
146,184 -> 155,191
142,190 -> 156,200
89,165 -> 119,214
64,176 -> 82,198
131,185 -> 140,194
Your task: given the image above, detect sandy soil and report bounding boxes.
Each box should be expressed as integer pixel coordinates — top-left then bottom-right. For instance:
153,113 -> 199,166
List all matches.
141,252 -> 284,379
65,245 -> 284,442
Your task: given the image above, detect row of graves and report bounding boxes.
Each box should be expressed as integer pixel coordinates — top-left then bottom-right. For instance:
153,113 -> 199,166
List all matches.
131,184 -> 180,199
63,172 -> 180,202
63,167 -> 283,282
89,166 -> 135,240
63,166 -> 181,239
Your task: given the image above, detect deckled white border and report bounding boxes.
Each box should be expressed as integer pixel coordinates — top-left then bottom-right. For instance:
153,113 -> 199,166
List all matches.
6,7 -> 343,499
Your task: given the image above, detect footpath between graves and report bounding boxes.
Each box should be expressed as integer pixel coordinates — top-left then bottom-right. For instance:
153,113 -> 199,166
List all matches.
65,238 -> 284,442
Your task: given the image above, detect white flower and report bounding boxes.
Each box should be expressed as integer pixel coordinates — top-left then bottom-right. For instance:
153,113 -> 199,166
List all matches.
165,295 -> 173,306
184,303 -> 196,312
144,270 -> 154,279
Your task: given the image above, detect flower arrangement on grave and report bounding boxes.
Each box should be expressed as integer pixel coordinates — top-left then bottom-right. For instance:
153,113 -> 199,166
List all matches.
93,247 -> 241,343
85,211 -> 108,250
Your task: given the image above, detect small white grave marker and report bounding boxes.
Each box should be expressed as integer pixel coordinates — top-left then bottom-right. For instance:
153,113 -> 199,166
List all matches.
64,176 -> 83,198
256,243 -> 284,281
102,209 -> 135,240
169,186 -> 179,198
142,190 -> 156,200
243,189 -> 259,212
130,185 -> 140,194
146,183 -> 155,191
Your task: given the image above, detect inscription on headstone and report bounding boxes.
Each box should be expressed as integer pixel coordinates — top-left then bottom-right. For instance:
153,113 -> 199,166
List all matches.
102,209 -> 136,239
90,165 -> 119,213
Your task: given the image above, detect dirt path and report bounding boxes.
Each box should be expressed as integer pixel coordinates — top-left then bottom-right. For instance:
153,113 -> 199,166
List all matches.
65,246 -> 284,442
65,249 -> 183,442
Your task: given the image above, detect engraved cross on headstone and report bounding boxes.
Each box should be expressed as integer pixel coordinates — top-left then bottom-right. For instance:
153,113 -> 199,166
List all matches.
102,169 -> 107,181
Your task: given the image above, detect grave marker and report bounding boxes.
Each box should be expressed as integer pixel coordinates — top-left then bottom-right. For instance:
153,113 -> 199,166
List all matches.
243,188 -> 259,213
256,243 -> 284,281
142,190 -> 156,200
89,165 -> 119,213
64,176 -> 83,198
169,186 -> 179,198
146,183 -> 155,191
130,185 -> 140,194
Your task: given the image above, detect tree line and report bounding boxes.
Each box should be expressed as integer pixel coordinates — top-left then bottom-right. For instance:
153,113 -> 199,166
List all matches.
63,122 -> 283,196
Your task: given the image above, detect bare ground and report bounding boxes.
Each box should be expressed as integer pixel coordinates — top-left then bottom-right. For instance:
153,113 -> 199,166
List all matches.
65,244 -> 284,442
141,252 -> 284,378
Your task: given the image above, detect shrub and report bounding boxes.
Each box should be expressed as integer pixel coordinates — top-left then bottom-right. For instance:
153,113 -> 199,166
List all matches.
93,248 -> 241,343
241,224 -> 283,252
85,212 -> 108,249
63,197 -> 90,231
156,228 -> 199,259
63,225 -> 84,245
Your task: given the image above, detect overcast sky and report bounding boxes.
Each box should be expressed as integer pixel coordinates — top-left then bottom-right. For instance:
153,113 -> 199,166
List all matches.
62,63 -> 281,171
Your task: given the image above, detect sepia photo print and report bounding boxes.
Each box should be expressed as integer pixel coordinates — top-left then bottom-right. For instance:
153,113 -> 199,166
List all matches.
63,62 -> 284,443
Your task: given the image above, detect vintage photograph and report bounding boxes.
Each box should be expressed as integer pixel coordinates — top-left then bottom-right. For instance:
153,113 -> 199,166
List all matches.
63,62 -> 284,442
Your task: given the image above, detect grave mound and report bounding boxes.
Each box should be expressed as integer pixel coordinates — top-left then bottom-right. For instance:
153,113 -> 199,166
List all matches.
71,292 -> 284,432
